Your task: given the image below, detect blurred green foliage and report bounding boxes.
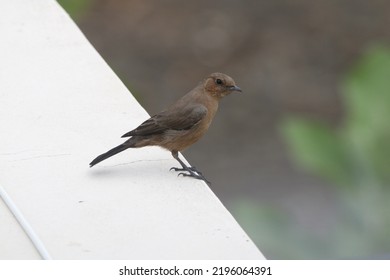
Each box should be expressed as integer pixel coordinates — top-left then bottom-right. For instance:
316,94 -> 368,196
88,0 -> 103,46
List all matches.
236,46 -> 390,259
57,0 -> 92,19
283,46 -> 390,188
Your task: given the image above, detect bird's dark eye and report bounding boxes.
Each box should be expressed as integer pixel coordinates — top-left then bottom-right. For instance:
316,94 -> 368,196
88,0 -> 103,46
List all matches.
215,79 -> 223,85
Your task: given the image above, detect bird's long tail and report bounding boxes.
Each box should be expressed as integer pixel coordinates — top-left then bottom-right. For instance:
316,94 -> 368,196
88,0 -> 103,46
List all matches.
89,143 -> 129,167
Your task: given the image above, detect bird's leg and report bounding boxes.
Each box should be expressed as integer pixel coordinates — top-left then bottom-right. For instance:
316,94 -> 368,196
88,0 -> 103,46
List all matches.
169,151 -> 200,173
170,151 -> 210,183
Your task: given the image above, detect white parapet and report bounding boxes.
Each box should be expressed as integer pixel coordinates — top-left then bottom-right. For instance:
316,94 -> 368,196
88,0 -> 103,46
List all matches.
0,0 -> 264,259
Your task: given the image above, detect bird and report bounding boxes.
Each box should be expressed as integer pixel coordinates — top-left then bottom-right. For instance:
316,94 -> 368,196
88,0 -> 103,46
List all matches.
89,72 -> 242,183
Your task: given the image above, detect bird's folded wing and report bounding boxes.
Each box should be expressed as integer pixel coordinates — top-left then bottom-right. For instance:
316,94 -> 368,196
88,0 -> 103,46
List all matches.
122,105 -> 208,137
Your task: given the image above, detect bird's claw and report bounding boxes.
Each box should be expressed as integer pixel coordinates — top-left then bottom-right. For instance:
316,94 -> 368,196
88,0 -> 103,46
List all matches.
177,172 -> 210,184
171,167 -> 181,172
171,167 -> 210,184
170,166 -> 202,174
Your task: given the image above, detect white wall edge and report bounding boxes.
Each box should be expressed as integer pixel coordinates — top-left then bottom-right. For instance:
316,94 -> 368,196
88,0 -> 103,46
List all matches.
0,0 -> 265,260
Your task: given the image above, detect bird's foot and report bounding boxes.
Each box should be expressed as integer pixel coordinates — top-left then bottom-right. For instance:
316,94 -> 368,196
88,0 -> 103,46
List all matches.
170,166 -> 202,175
170,166 -> 210,184
178,171 -> 211,184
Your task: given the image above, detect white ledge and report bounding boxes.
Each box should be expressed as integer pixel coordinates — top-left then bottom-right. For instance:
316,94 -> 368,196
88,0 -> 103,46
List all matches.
0,0 -> 264,259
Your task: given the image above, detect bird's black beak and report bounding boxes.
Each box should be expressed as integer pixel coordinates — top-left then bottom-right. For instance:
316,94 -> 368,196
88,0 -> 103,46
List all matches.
229,85 -> 242,93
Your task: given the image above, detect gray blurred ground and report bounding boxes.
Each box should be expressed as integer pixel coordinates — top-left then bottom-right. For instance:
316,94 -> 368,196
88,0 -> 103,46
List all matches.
73,0 -> 390,258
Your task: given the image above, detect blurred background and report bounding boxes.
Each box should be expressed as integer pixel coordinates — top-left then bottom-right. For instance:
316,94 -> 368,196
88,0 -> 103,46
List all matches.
58,0 -> 390,259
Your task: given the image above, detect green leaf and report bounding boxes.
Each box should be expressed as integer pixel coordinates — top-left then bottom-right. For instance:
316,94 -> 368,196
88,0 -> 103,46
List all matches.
281,118 -> 352,186
343,46 -> 390,185
57,0 -> 93,20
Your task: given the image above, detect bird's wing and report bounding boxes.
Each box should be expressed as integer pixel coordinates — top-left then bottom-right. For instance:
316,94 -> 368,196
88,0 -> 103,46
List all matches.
122,104 -> 207,137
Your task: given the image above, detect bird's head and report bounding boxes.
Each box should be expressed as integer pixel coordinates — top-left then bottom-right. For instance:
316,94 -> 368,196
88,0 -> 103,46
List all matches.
204,72 -> 242,99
